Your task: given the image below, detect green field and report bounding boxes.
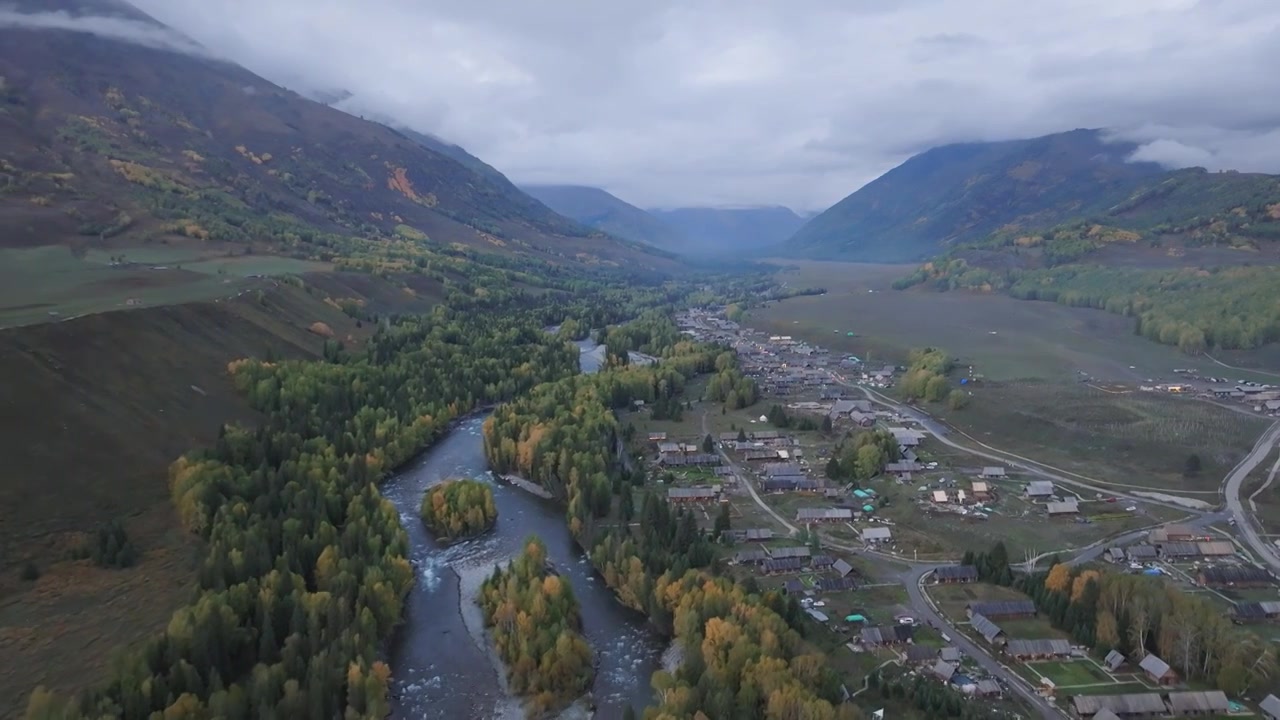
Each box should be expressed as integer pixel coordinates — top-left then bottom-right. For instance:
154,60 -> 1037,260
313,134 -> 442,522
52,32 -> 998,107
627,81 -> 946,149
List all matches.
0,246 -> 329,329
752,261 -> 1275,494
928,582 -> 1032,621
1028,660 -> 1110,687
928,381 -> 1271,493
757,260 -> 1278,384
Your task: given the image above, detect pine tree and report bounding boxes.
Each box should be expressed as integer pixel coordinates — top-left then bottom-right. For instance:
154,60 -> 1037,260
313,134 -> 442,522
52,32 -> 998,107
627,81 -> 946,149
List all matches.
714,503 -> 731,539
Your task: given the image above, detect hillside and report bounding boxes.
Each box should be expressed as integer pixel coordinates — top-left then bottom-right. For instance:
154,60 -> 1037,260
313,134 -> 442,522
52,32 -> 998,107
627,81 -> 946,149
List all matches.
0,0 -> 672,273
0,274 -> 413,718
897,167 -> 1280,353
788,129 -> 1166,262
523,184 -> 686,249
648,206 -> 806,254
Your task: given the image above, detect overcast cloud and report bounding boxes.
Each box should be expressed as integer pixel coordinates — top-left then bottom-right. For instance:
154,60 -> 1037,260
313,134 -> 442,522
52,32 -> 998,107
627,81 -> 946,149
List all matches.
101,0 -> 1280,209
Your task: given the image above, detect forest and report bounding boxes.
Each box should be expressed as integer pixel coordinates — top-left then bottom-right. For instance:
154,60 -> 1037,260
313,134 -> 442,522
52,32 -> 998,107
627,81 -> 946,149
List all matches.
25,284 -> 706,719
964,543 -> 1279,694
896,256 -> 1280,352
419,479 -> 498,543
19,268 -> 845,719
478,537 -> 594,714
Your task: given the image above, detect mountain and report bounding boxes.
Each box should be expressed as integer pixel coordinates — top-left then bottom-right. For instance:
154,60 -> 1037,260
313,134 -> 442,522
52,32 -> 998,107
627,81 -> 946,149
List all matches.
0,0 -> 672,270
648,206 -> 807,254
787,128 -> 1167,262
522,184 -> 685,249
897,166 -> 1280,352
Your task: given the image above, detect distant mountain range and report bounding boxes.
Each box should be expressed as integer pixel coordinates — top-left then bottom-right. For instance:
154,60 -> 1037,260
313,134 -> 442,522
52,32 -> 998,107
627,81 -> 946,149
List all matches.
522,185 -> 685,249
648,206 -> 807,254
787,129 -> 1169,262
523,184 -> 806,254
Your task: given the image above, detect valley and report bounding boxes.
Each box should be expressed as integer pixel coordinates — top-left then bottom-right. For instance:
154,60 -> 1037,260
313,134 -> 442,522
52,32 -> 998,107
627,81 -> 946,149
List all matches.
4,1 -> 1280,719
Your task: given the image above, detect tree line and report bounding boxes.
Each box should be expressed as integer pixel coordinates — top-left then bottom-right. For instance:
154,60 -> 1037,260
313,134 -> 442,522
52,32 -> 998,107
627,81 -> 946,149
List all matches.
24,301 -> 596,719
896,256 -> 1280,353
897,347 -> 969,409
20,279 -> 841,718
827,428 -> 902,483
420,479 -> 497,543
478,537 -> 594,714
966,541 -> 1278,695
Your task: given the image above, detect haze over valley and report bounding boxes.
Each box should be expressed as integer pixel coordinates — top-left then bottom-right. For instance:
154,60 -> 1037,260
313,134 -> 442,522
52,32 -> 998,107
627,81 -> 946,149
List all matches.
4,2 -> 1280,719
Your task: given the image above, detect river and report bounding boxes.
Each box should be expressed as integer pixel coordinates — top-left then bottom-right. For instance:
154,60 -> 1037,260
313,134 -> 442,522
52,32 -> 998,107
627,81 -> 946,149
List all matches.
384,341 -> 663,719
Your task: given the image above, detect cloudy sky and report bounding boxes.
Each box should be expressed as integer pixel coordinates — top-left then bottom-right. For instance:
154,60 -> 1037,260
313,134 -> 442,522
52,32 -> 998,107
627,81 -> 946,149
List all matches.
67,0 -> 1280,209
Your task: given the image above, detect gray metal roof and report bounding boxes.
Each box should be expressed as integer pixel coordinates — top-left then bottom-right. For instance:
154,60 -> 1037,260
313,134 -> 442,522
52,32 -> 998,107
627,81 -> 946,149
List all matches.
1046,498 -> 1079,514
969,613 -> 1004,644
905,645 -> 937,662
1260,693 -> 1280,719
1104,649 -> 1125,669
967,600 -> 1036,617
769,546 -> 811,558
1166,691 -> 1229,714
1071,693 -> 1166,716
1005,638 -> 1070,657
1138,653 -> 1172,678
1026,480 -> 1054,495
935,565 -> 979,581
931,659 -> 957,681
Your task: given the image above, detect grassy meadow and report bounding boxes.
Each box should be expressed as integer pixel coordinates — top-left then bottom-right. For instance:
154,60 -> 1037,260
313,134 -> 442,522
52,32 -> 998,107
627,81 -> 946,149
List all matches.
758,260 -> 1278,384
0,245 -> 329,329
754,260 -> 1277,493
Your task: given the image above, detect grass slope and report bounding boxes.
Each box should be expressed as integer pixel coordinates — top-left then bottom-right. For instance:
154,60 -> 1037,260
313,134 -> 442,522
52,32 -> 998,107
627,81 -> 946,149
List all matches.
0,276 -> 423,717
0,2 -> 674,273
787,129 -> 1165,262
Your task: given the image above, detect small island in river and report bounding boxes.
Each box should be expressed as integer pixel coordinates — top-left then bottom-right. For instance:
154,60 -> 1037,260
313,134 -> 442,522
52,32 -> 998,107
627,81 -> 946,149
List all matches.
420,478 -> 498,543
479,536 -> 595,716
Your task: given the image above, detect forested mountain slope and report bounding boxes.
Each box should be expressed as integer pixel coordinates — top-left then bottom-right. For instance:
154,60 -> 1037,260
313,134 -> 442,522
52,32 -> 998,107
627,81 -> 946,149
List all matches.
897,168 -> 1280,352
787,129 -> 1165,262
0,0 -> 671,270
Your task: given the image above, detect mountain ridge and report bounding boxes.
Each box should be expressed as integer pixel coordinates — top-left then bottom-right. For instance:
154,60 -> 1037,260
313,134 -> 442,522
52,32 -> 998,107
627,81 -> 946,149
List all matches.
787,128 -> 1168,262
0,0 -> 673,271
648,205 -> 806,254
522,184 -> 687,249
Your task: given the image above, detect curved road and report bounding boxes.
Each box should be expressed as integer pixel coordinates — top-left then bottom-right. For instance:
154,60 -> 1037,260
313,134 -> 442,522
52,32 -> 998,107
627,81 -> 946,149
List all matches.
701,411 -> 1060,718
705,384 -> 1279,719
1221,421 -> 1280,572
831,373 -> 1220,513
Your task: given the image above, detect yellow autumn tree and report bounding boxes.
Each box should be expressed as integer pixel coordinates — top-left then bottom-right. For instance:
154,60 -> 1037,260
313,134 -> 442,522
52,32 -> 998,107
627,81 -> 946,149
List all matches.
1045,563 -> 1073,594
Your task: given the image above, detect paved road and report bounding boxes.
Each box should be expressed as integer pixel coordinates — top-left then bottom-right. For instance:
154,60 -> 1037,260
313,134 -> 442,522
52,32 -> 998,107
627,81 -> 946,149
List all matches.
702,410 -> 1059,717
1222,421 -> 1280,572
830,373 -> 1218,514
701,412 -> 800,536
901,567 -> 1060,719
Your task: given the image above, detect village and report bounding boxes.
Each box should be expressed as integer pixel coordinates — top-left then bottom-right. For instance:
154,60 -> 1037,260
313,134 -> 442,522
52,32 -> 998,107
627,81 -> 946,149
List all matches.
613,307 -> 1280,719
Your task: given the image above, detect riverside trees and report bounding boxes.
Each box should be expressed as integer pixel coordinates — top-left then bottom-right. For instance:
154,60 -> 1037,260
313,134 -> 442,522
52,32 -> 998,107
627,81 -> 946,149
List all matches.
484,316 -> 857,719
28,305 -> 583,719
478,537 -> 593,714
420,479 -> 497,543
